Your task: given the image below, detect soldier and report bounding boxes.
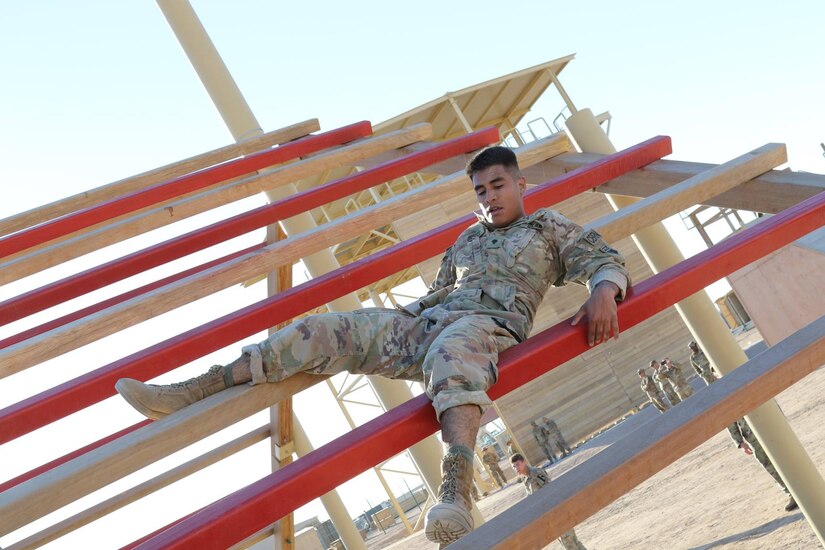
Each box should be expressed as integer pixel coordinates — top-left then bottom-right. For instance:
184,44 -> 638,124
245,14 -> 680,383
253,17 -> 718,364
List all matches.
638,368 -> 669,413
728,418 -> 798,512
481,446 -> 507,488
510,454 -> 588,550
531,420 -> 556,464
116,145 -> 629,547
688,340 -> 717,385
650,360 -> 680,406
661,357 -> 694,400
506,438 -> 517,457
543,417 -> 572,457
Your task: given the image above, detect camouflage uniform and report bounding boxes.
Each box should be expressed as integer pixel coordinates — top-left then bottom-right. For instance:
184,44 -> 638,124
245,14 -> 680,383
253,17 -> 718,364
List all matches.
532,423 -> 556,463
728,418 -> 792,496
544,418 -> 572,456
640,373 -> 669,413
690,347 -> 717,385
248,208 -> 629,420
481,447 -> 507,488
663,360 -> 694,400
652,366 -> 680,406
520,466 -> 587,550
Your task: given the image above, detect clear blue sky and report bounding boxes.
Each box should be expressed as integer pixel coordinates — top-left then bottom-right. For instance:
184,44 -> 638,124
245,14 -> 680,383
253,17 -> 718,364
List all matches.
1,1 -> 824,547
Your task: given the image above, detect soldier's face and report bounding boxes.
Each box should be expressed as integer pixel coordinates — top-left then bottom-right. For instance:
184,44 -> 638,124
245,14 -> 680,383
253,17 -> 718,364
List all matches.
472,165 -> 527,228
512,459 -> 529,475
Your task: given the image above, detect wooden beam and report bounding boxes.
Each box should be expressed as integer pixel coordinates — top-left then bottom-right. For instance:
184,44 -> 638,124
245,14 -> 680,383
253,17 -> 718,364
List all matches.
7,425 -> 270,549
450,314 -> 825,549
364,143 -> 825,216
0,124 -> 433,285
0,135 -> 568,377
550,153 -> 825,214
0,120 -> 320,239
0,374 -> 325,536
590,143 -> 787,243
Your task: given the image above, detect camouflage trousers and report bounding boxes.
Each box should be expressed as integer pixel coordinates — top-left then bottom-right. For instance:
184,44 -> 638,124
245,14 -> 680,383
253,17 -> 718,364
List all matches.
253,308 -> 517,419
743,430 -> 790,494
559,528 -> 587,550
698,370 -> 716,386
537,441 -> 556,462
661,384 -> 681,406
485,461 -> 508,487
671,377 -> 694,400
644,391 -> 669,413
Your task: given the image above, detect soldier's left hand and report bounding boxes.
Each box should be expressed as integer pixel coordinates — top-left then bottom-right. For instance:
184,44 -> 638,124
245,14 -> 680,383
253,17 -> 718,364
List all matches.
571,281 -> 620,346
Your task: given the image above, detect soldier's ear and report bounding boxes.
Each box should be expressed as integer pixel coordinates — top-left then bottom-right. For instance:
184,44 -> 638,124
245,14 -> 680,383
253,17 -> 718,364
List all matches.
517,176 -> 526,195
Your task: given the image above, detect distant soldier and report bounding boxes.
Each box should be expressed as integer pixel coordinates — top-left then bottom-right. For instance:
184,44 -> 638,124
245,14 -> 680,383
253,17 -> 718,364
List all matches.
481,446 -> 507,488
506,438 -> 518,457
531,421 -> 556,464
638,368 -> 669,413
688,340 -> 717,385
543,417 -> 572,457
661,357 -> 694,400
650,360 -> 681,406
728,418 -> 798,512
510,454 -> 588,550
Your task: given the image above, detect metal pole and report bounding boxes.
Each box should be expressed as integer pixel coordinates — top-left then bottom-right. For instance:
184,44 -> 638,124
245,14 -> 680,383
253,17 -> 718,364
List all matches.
564,106 -> 825,544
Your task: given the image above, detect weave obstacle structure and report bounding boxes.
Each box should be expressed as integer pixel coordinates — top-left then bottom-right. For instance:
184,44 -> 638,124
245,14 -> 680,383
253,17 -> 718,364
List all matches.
0,118 -> 823,549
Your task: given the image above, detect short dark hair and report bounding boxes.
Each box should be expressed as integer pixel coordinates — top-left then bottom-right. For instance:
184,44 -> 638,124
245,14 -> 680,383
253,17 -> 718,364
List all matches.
466,146 -> 521,180
510,453 -> 525,464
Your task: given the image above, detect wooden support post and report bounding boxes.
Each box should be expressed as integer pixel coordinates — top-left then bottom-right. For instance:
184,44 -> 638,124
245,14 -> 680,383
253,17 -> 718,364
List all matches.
268,225 -> 294,550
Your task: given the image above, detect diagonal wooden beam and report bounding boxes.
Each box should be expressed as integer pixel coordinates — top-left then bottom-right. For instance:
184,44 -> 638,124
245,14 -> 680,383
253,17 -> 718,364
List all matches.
0,120 -> 320,239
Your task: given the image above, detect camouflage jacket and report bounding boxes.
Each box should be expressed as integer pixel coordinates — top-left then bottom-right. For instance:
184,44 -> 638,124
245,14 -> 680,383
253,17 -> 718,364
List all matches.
640,374 -> 662,396
543,419 -> 562,438
663,361 -> 689,386
520,465 -> 551,495
532,425 -> 550,444
652,369 -> 674,391
482,449 -> 500,465
690,349 -> 712,377
405,209 -> 629,342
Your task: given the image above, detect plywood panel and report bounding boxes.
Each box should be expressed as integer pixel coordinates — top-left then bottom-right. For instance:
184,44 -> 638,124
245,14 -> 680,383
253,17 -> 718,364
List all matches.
728,230 -> 825,346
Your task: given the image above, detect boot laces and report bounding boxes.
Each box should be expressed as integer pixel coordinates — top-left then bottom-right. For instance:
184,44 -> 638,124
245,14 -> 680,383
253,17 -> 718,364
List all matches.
169,365 -> 223,389
438,454 -> 461,504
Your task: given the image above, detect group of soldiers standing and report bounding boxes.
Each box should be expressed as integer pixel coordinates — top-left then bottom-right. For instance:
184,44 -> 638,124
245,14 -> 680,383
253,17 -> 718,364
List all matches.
638,344 -> 704,413
530,417 -> 572,464
640,340 -> 798,512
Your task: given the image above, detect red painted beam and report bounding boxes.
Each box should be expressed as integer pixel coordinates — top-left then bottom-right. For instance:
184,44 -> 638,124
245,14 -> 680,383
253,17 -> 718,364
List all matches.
0,136 -> 670,444
137,188 -> 825,550
0,243 -> 266,350
0,121 -> 372,260
0,127 -> 499,326
0,420 -> 151,493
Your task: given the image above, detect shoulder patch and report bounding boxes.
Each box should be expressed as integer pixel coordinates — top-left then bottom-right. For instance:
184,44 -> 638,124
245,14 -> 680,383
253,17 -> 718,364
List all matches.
583,230 -> 601,245
599,244 -> 618,254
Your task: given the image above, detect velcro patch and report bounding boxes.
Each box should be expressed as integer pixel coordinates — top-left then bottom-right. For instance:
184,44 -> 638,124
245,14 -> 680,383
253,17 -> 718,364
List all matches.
583,230 -> 601,245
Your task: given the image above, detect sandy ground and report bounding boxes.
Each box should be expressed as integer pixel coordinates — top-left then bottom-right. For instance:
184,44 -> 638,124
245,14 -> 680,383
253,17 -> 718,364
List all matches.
364,331 -> 824,549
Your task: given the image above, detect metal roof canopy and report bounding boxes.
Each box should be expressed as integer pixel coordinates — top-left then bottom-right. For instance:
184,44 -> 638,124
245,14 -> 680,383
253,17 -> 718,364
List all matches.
297,55 -> 579,303
375,54 -> 577,140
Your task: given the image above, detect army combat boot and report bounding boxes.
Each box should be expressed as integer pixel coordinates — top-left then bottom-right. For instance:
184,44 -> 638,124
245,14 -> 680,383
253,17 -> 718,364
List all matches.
425,445 -> 475,546
115,364 -> 234,420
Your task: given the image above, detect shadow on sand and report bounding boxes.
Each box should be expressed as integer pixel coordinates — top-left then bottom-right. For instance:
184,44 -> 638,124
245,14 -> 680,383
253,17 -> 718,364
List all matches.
686,513 -> 805,549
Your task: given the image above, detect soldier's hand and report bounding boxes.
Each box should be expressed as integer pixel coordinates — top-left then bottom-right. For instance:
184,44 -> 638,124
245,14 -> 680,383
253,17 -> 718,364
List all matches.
740,441 -> 753,455
571,281 -> 620,346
